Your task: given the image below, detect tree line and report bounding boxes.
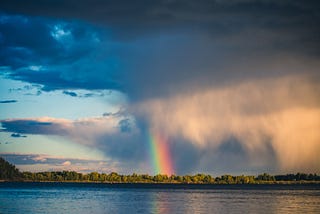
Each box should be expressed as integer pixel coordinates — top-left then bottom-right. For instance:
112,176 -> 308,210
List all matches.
21,171 -> 320,184
1,157 -> 320,183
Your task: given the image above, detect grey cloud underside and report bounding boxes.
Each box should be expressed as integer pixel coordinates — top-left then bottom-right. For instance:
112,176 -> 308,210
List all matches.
170,137 -> 278,175
0,120 -> 61,135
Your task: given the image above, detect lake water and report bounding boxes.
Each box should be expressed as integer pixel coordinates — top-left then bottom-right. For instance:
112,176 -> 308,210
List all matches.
0,183 -> 319,214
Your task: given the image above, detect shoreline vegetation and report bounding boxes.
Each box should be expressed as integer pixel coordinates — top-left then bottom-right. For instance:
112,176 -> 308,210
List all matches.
1,157 -> 320,184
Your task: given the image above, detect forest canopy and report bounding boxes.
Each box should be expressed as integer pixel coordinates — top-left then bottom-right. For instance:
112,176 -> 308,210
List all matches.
1,157 -> 319,184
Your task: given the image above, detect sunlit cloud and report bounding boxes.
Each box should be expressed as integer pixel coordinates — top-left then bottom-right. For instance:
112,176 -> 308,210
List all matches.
0,115 -> 136,145
137,75 -> 320,173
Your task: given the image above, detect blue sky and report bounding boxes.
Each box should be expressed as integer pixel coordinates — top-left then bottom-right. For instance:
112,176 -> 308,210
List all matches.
0,0 -> 320,175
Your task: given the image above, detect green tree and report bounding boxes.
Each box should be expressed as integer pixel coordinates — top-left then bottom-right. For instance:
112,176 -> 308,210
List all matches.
0,157 -> 22,180
89,172 -> 100,181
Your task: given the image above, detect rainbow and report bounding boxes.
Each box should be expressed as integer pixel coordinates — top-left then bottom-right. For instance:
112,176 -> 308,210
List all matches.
149,131 -> 174,175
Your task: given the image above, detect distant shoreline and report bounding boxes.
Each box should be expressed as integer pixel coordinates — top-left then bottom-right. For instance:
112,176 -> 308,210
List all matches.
2,157 -> 320,185
2,181 -> 320,191
2,180 -> 320,185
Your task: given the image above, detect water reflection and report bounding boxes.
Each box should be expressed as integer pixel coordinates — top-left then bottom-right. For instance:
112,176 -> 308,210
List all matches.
0,184 -> 319,214
150,191 -> 171,214
146,189 -> 320,214
269,190 -> 320,213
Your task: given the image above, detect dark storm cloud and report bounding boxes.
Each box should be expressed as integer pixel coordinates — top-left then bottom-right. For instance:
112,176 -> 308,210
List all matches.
1,1 -> 319,29
0,13 -> 122,91
1,1 -> 320,175
1,0 -> 319,48
0,14 -> 102,64
0,100 -> 17,103
1,1 -> 319,98
0,15 -> 56,68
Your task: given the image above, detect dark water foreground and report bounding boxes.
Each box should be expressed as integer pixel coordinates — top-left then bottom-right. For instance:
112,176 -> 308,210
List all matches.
1,182 -> 319,214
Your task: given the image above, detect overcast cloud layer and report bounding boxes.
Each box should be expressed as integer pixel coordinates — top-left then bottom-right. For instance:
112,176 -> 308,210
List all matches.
1,0 -> 319,174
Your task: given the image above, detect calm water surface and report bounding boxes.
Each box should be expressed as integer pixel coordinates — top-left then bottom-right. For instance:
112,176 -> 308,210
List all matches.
0,183 -> 319,214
